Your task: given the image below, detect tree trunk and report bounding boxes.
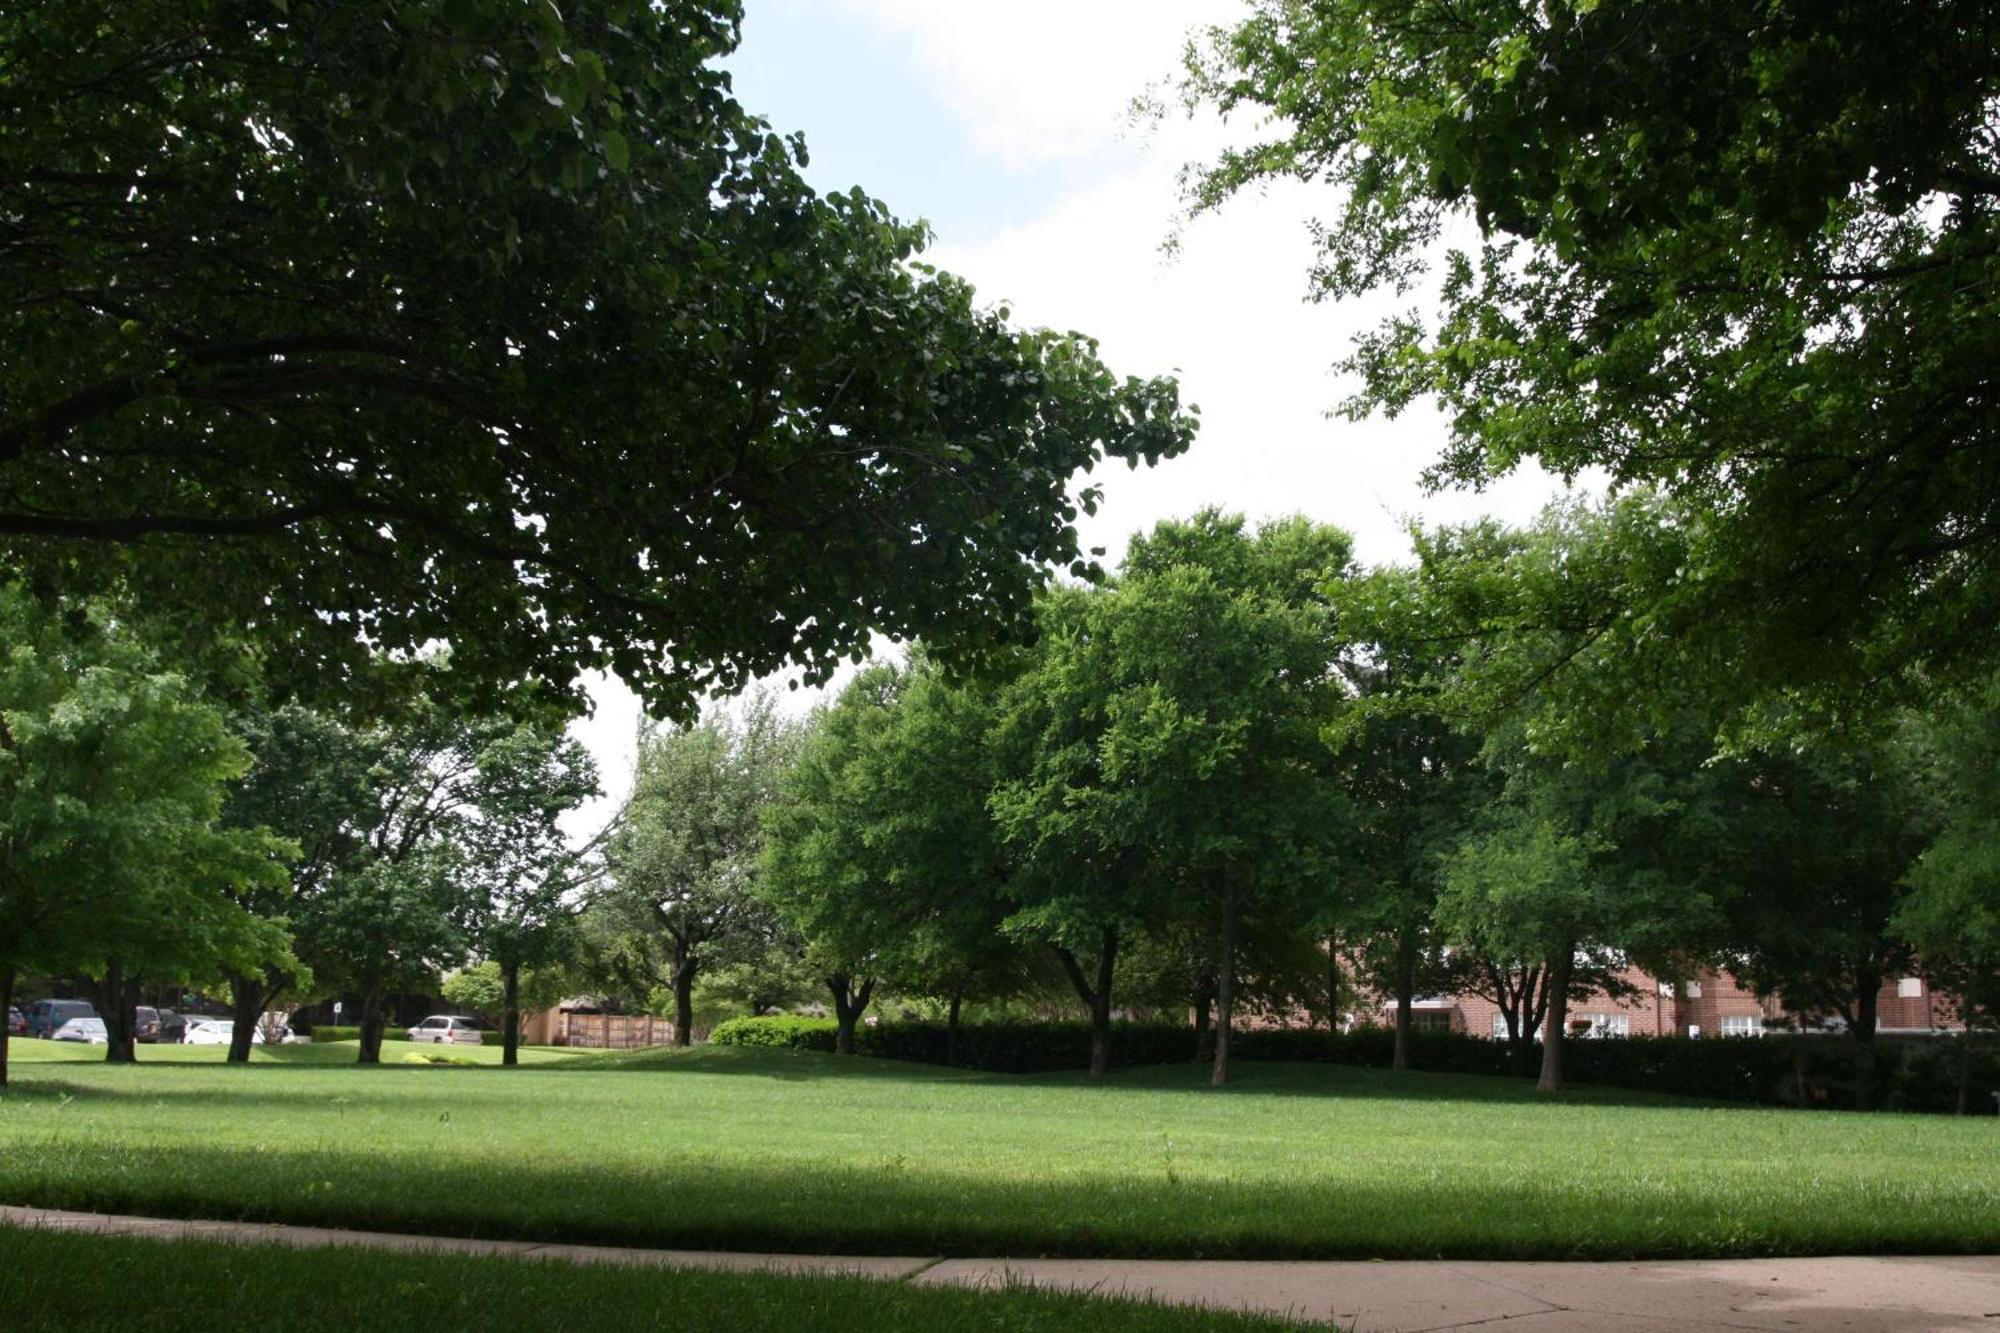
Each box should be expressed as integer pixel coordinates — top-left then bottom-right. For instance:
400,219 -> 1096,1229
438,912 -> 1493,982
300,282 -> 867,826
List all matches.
1053,928 -> 1120,1078
0,963 -> 14,1089
99,960 -> 137,1064
356,978 -> 387,1065
1955,1012 -> 1978,1116
1193,981 -> 1214,1063
1538,946 -> 1575,1092
1851,968 -> 1880,1111
501,959 -> 521,1068
670,932 -> 697,1047
828,974 -> 875,1055
945,992 -> 962,1068
1325,933 -> 1341,1035
672,967 -> 695,1048
226,972 -> 266,1065
1212,880 -> 1239,1087
1391,930 -> 1416,1072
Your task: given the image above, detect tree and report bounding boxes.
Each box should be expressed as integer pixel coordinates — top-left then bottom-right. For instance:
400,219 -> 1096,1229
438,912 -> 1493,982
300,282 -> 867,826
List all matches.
1327,564 -> 1490,1071
993,514 -> 1351,1083
3,0 -> 1194,715
1898,677 -> 2000,1112
301,683 -> 521,1064
457,723 -> 603,1066
1440,720 -> 1735,1092
1177,4 -> 2000,713
1728,729 -> 1941,1110
442,960 -> 571,1024
605,697 -> 795,1047
0,582 -> 288,1083
218,702 -> 377,1063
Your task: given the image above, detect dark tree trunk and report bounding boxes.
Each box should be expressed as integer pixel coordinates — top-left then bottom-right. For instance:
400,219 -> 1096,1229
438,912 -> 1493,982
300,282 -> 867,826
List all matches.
501,959 -> 521,1068
1955,1010 -> 1979,1116
1851,968 -> 1881,1111
0,963 -> 14,1089
945,992 -> 962,1068
672,965 -> 695,1048
356,978 -> 387,1065
1325,934 -> 1341,1035
1391,930 -> 1416,1072
1193,980 -> 1215,1063
1053,928 -> 1120,1077
99,960 -> 137,1064
1538,946 -> 1575,1092
226,972 -> 267,1065
1499,964 -> 1546,1078
1212,880 -> 1239,1087
828,974 -> 875,1055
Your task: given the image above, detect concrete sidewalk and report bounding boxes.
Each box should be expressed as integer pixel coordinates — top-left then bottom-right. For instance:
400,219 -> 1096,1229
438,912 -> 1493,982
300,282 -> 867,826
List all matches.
5,1204 -> 1997,1331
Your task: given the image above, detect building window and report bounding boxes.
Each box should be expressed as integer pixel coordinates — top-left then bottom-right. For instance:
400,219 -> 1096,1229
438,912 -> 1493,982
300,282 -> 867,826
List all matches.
1685,981 -> 1702,999
1718,1015 -> 1763,1037
1490,1013 -> 1511,1040
1410,1010 -> 1453,1032
1581,1013 -> 1630,1039
1898,976 -> 1924,999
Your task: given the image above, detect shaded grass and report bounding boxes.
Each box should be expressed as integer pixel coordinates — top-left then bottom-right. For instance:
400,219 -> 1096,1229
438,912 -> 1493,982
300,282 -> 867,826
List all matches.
5,1036 -> 596,1068
0,1230 -> 1312,1332
1,1041 -> 1995,1260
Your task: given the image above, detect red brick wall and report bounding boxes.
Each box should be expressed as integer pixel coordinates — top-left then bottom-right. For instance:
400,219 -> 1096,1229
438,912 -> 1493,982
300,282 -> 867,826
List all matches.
1347,957 -> 1965,1038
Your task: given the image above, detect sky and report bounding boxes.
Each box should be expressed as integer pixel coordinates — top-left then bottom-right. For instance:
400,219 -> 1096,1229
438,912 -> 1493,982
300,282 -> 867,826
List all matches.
566,0 -> 1583,827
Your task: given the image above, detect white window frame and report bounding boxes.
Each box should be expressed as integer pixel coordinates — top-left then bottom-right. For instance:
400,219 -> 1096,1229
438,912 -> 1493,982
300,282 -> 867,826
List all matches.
1898,976 -> 1924,999
1581,1012 -> 1630,1039
1718,1014 -> 1763,1037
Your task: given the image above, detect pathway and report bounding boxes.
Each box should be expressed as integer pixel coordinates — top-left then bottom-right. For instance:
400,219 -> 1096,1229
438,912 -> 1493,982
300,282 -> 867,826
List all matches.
5,1205 -> 1997,1331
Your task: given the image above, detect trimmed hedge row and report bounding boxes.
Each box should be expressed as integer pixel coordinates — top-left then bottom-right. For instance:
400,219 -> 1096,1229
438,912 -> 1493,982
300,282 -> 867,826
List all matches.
708,1015 -> 1998,1112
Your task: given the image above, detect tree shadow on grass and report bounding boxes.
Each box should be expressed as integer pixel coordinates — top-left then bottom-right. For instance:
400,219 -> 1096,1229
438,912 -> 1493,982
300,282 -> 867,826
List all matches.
570,1045 -> 999,1086
1,1135 -> 1992,1263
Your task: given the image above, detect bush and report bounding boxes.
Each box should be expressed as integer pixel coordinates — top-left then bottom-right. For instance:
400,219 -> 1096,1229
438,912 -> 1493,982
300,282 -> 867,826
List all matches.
307,1025 -> 414,1044
709,1014 -> 1997,1112
710,1015 -> 837,1051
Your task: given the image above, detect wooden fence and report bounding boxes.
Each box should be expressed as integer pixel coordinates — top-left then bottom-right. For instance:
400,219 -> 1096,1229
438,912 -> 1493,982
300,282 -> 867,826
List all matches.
555,1012 -> 672,1049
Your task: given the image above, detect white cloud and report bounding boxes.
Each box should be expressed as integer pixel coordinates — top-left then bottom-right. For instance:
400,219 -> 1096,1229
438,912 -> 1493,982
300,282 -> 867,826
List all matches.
927,140 -> 1579,572
831,0 -> 1236,168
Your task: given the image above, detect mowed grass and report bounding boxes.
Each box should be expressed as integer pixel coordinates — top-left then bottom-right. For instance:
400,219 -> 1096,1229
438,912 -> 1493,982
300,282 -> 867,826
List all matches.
0,1231 -> 1312,1333
1,1038 -> 1995,1260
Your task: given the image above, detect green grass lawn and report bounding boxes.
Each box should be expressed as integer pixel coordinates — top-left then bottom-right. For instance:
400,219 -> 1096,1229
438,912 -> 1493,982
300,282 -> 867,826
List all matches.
1,1038 -> 1994,1260
0,1230 -> 1310,1333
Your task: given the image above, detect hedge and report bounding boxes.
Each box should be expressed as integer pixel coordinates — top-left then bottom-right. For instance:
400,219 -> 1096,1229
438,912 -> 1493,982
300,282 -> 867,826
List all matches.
310,1025 -> 417,1044
707,1016 -> 1998,1112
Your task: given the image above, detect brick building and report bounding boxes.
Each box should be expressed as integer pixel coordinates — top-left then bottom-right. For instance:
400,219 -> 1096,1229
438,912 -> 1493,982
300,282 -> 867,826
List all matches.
1380,964 -> 1964,1040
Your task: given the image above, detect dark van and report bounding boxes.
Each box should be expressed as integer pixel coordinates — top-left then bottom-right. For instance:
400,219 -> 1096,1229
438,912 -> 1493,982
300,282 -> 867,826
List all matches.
25,998 -> 97,1040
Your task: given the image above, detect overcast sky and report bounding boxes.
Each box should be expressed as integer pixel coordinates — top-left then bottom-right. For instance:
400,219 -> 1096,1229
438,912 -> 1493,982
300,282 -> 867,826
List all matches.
567,0 -> 1583,827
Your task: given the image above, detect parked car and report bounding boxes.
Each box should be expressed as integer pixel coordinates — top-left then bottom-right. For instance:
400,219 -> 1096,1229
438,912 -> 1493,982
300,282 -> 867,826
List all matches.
52,1016 -> 108,1044
134,1005 -> 162,1043
24,998 -> 96,1040
6,1006 -> 26,1037
406,1015 -> 484,1045
184,1018 -> 262,1046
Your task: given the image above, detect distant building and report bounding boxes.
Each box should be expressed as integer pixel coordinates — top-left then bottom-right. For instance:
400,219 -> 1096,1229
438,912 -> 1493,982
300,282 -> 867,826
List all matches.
1368,964 -> 1965,1039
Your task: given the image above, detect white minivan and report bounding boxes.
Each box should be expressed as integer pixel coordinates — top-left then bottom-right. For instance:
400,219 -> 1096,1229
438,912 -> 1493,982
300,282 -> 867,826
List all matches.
406,1015 -> 484,1045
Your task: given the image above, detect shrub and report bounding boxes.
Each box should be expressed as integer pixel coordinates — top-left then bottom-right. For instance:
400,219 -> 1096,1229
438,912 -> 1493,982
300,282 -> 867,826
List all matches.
308,1025 -> 414,1044
710,1016 -> 837,1051
706,1015 -> 1994,1113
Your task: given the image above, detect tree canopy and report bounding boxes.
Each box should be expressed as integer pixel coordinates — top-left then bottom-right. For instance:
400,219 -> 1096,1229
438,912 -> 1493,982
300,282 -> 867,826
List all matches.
3,0 -> 1194,713
1178,1 -> 2000,713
